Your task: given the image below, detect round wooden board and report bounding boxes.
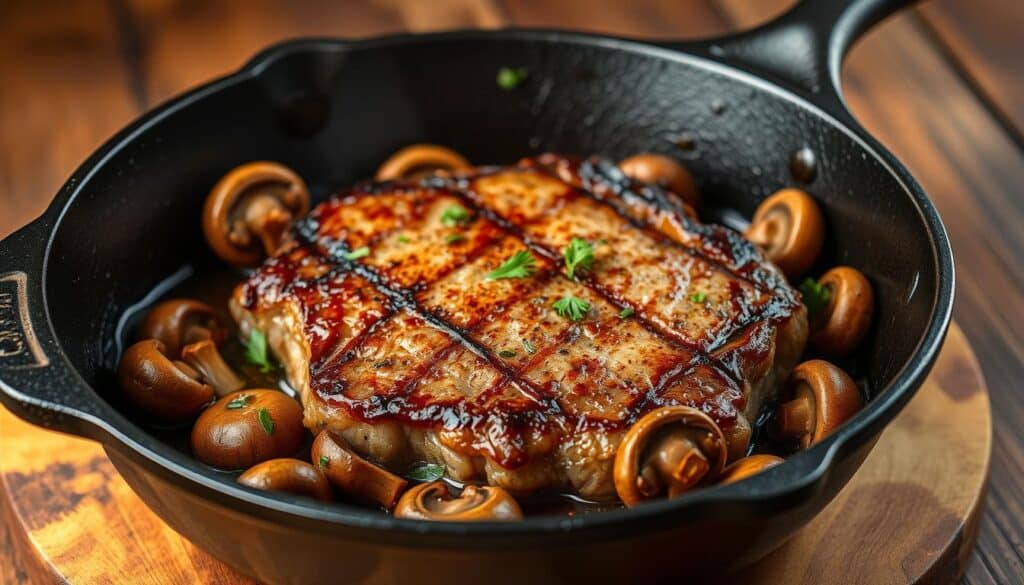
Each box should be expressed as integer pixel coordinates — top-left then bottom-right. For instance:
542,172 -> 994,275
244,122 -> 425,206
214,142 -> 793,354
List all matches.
0,323 -> 990,584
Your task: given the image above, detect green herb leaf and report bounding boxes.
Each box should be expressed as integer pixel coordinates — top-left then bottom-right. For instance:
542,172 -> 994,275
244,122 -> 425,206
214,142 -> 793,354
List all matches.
258,407 -> 275,436
225,394 -> 252,410
553,296 -> 591,321
318,455 -> 329,471
689,292 -> 707,304
618,307 -> 635,319
563,237 -> 595,280
444,233 -> 466,245
407,462 -> 446,482
243,329 -> 275,373
344,246 -> 370,261
486,250 -> 537,280
398,234 -> 411,244
498,349 -> 517,358
799,277 -> 831,320
497,67 -> 528,90
522,339 -> 537,354
440,205 -> 472,227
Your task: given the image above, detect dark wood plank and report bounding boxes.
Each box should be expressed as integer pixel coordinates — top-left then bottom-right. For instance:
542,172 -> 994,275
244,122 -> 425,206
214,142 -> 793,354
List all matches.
917,0 -> 1024,143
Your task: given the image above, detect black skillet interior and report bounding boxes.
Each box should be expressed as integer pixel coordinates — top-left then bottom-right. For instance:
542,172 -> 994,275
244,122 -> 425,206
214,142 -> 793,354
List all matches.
0,0 -> 951,545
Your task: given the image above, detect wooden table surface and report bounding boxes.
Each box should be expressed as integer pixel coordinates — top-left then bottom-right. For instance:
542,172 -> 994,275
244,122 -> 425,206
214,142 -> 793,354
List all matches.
0,0 -> 1020,583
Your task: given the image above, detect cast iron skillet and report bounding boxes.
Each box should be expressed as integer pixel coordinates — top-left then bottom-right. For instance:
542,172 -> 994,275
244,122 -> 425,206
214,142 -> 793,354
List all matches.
0,0 -> 953,582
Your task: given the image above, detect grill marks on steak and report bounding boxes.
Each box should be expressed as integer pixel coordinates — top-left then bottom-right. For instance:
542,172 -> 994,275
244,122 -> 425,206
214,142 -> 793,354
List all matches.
235,155 -> 805,496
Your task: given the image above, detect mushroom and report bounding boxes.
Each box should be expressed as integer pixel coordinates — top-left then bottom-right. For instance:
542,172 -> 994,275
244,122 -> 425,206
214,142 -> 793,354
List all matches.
139,299 -> 228,358
744,188 -> 824,278
613,406 -> 728,507
237,458 -> 332,502
808,266 -> 875,356
717,454 -> 784,485
117,339 -> 214,421
394,481 -> 523,521
311,429 -> 408,510
191,389 -> 305,470
181,339 -> 245,397
202,161 -> 310,267
619,153 -> 699,208
775,360 -> 863,449
374,144 -> 472,181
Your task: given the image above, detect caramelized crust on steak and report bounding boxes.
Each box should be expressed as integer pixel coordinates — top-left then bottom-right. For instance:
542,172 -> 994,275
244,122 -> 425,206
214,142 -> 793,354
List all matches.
231,154 -> 806,501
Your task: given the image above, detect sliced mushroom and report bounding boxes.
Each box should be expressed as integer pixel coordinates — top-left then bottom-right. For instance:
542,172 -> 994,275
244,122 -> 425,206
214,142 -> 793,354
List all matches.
809,266 -> 875,356
613,406 -> 728,507
717,454 -> 784,485
375,144 -> 472,181
775,360 -> 863,449
394,481 -> 522,521
311,430 -> 408,510
237,458 -> 332,502
191,389 -> 305,470
180,339 -> 245,397
203,161 -> 310,266
744,188 -> 824,278
139,299 -> 228,358
619,153 -> 699,208
117,339 -> 214,421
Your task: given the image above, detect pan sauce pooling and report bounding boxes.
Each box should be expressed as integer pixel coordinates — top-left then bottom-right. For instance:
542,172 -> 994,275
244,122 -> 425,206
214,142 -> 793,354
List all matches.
117,145 -> 875,521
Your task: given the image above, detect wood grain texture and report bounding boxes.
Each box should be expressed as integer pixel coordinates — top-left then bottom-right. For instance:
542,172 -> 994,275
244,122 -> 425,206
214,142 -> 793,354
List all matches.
0,0 -> 1019,583
0,324 -> 989,585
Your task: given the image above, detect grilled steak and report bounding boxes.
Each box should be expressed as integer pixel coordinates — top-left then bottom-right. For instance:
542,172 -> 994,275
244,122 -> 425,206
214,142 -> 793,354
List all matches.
231,154 -> 807,501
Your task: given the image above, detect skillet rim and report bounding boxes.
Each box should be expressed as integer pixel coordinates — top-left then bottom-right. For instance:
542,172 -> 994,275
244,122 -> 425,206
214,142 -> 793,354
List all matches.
21,28 -> 953,543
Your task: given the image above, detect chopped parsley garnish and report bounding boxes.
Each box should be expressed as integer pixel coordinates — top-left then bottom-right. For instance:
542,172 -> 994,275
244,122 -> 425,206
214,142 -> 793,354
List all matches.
258,408 -> 275,436
522,339 -> 537,354
407,462 -> 446,482
398,234 -> 411,244
318,455 -> 329,471
225,394 -> 253,410
800,277 -> 832,320
486,250 -> 537,280
497,67 -> 528,90
553,296 -> 590,321
499,349 -> 517,358
618,307 -> 635,319
243,329 -> 275,373
440,205 -> 472,227
444,233 -> 466,245
689,292 -> 707,304
563,237 -> 595,280
344,246 -> 370,261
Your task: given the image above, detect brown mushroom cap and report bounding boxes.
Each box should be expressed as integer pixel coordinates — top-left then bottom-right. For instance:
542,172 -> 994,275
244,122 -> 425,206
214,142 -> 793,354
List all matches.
775,360 -> 863,449
202,161 -> 310,267
744,188 -> 824,278
619,153 -> 699,208
191,389 -> 305,470
117,339 -> 214,421
237,458 -> 332,502
311,430 -> 408,510
613,406 -> 728,507
717,454 -> 785,485
374,144 -> 472,181
139,299 -> 228,358
394,481 -> 522,521
809,266 -> 875,356
181,339 -> 245,397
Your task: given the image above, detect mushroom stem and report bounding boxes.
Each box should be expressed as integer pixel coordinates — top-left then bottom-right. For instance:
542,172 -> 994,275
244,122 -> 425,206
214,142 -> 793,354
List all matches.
638,429 -> 710,497
776,395 -> 815,438
744,208 -> 787,253
312,430 -> 408,510
181,339 -> 245,397
229,194 -> 294,256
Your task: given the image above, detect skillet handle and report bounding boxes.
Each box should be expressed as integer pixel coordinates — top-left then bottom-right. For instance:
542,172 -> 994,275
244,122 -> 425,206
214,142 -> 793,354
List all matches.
0,218 -> 112,441
681,0 -> 914,114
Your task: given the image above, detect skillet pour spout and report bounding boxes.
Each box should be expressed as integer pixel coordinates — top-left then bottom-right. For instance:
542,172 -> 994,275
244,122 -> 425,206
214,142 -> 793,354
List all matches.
0,0 -> 953,582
